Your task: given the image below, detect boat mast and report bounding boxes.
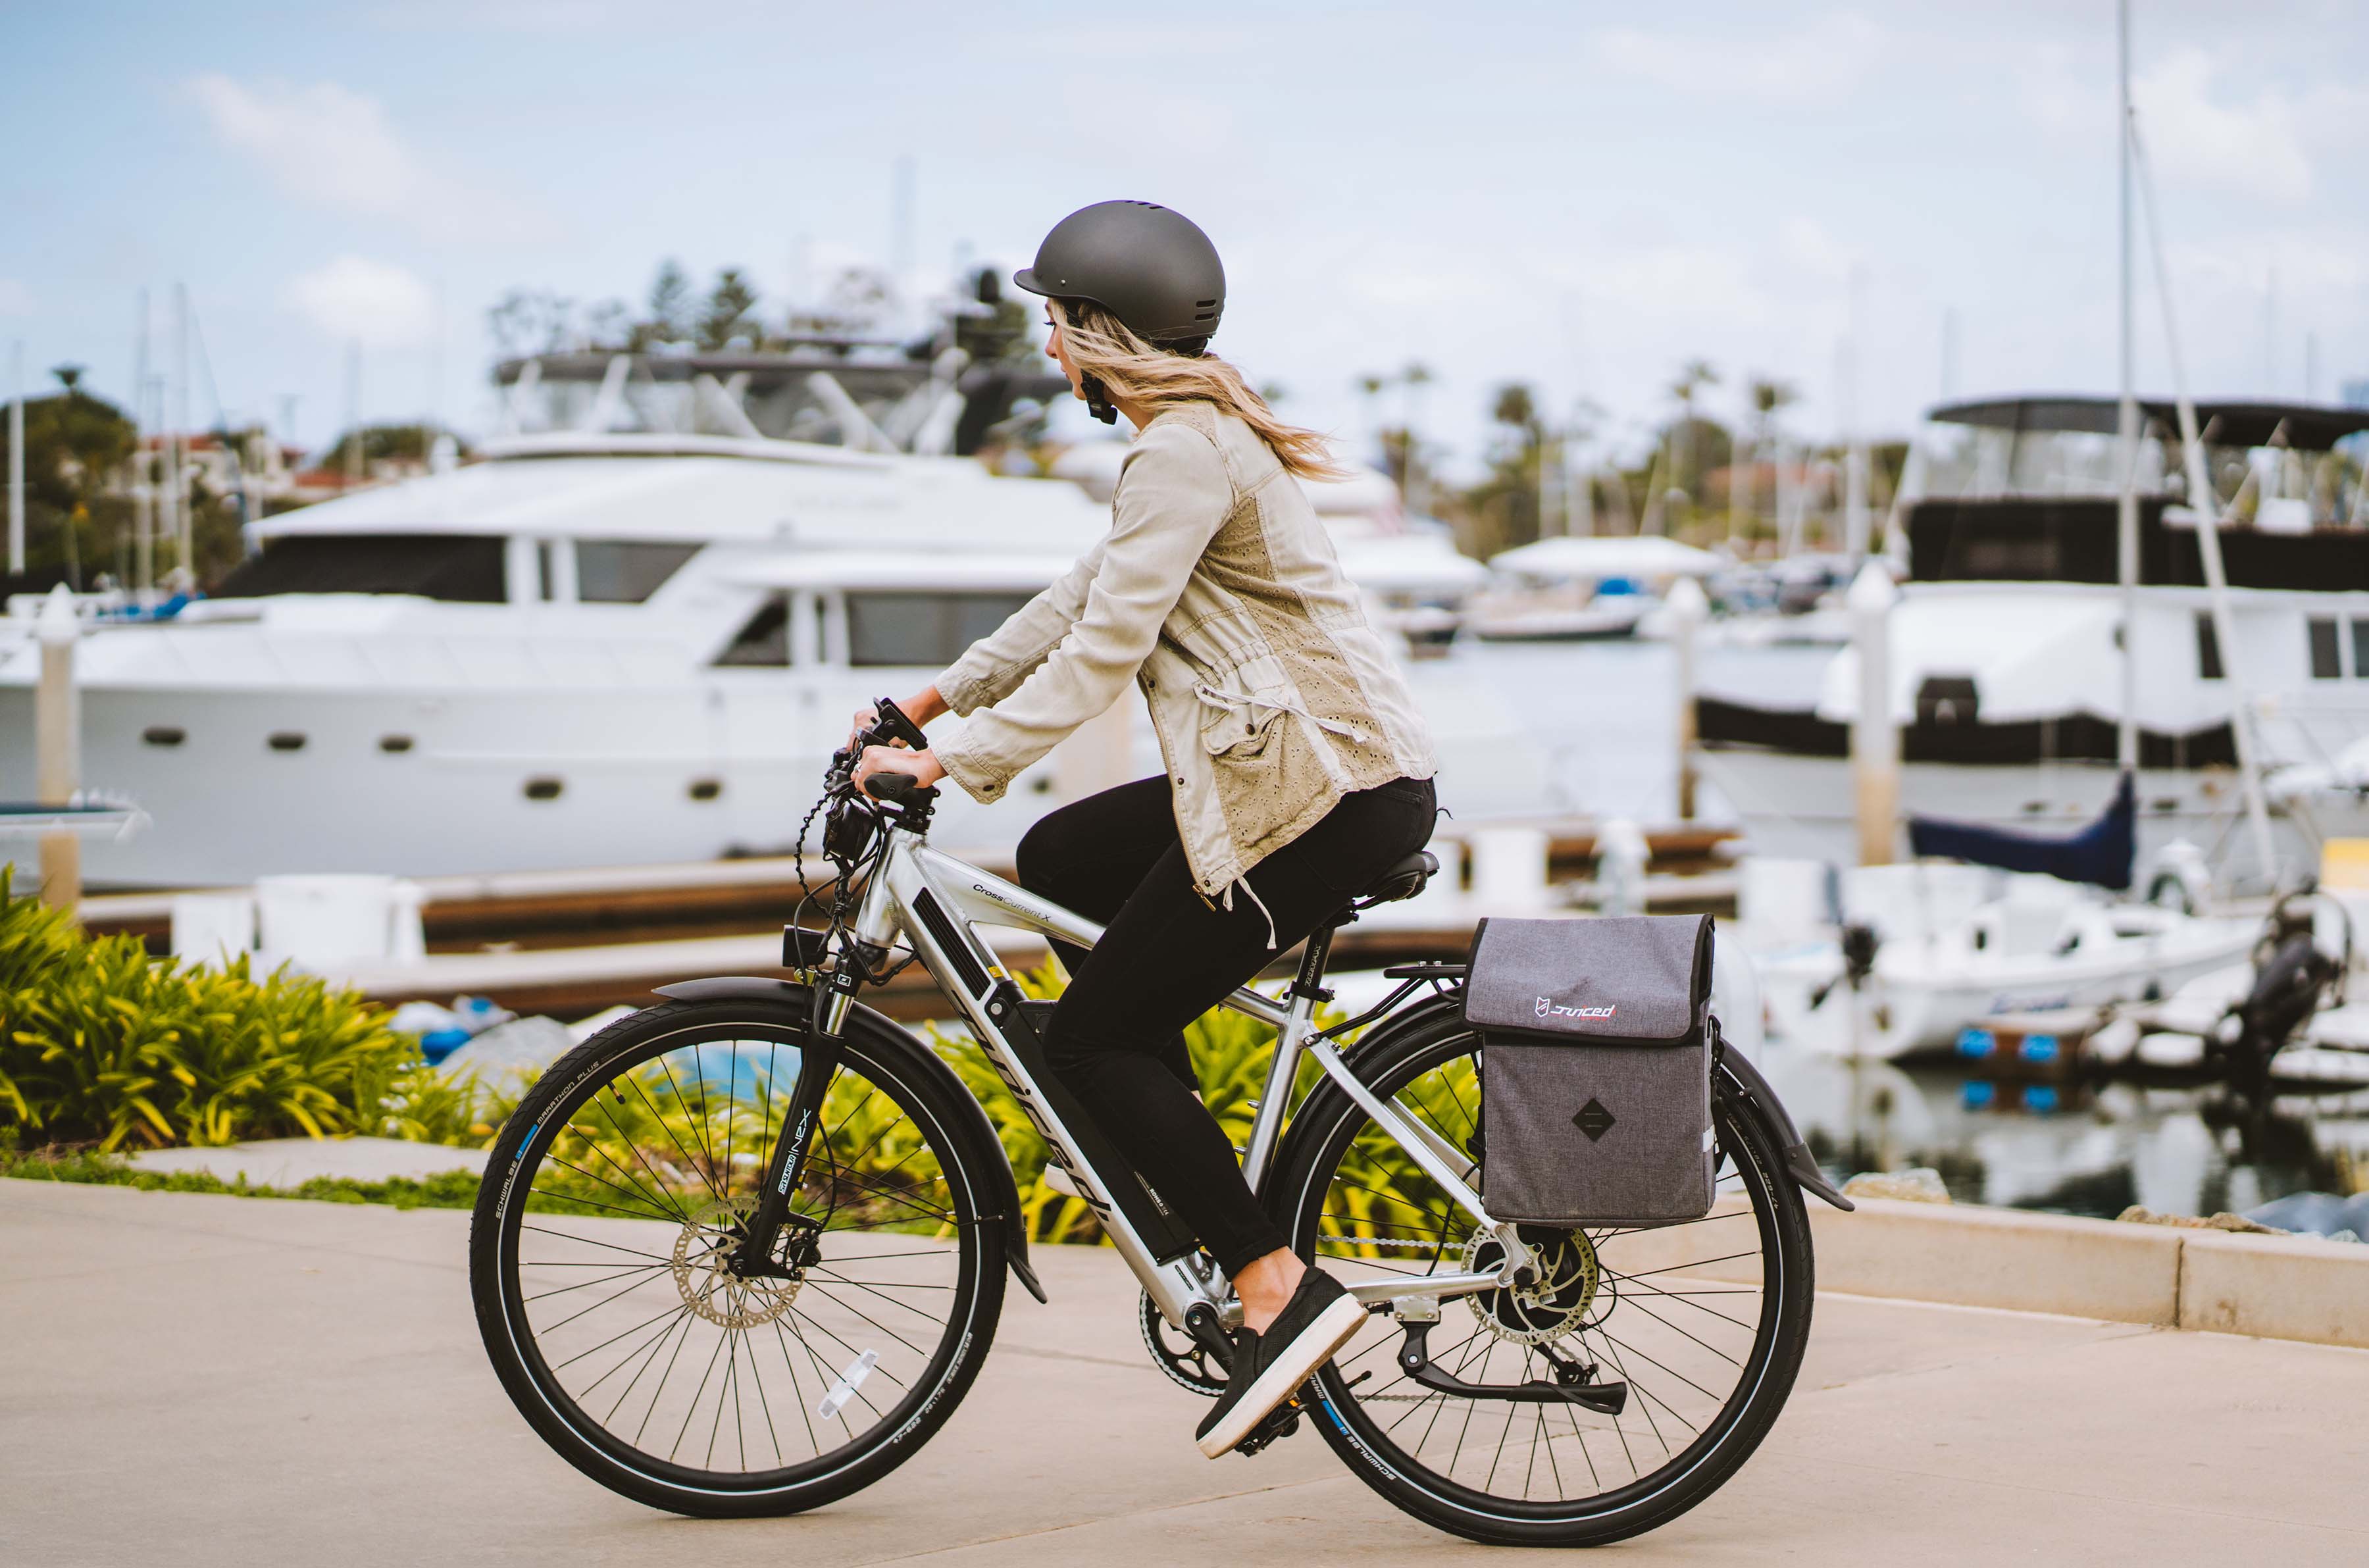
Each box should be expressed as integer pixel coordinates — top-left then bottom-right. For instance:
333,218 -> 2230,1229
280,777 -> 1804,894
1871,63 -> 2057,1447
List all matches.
2127,101 -> 2281,886
2115,0 -> 2139,777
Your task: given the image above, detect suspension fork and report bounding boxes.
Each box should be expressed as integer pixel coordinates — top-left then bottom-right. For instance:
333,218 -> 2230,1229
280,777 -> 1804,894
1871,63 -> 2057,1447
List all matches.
730,978 -> 846,1280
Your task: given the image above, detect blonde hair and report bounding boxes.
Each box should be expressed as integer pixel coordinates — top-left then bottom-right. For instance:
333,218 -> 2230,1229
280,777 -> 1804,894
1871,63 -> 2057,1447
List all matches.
1056,301 -> 1348,482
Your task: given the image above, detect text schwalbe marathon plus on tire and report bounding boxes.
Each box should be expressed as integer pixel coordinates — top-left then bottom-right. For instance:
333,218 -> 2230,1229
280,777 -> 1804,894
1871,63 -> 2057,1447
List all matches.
467,996 -> 1007,1517
1269,1005 -> 1816,1547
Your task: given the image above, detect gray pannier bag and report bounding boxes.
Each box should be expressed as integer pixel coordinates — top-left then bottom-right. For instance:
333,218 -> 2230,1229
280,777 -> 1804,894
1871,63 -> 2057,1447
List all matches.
1463,914 -> 1718,1227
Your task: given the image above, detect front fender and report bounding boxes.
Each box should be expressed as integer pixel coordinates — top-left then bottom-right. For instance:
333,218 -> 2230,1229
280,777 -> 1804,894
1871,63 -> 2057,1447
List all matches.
652,977 -> 1048,1302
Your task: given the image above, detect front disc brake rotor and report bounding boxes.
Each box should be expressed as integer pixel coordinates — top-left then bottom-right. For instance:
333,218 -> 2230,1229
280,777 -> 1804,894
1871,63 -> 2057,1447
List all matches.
672,1194 -> 803,1329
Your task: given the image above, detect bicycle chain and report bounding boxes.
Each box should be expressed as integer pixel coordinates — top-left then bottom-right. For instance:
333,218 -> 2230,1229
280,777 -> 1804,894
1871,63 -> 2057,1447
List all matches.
1315,1234 -> 1468,1252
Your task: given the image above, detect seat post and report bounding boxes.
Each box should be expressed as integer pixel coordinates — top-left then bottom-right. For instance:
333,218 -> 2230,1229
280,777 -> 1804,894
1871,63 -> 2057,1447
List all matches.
1292,915 -> 1344,1003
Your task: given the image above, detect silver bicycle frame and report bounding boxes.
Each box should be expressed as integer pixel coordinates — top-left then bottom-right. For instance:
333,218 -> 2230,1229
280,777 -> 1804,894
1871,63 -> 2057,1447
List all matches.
844,818 -> 1533,1329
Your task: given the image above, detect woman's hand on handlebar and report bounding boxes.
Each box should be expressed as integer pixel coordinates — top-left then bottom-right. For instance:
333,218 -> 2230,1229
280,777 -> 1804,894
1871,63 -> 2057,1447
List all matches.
853,745 -> 946,796
846,686 -> 948,751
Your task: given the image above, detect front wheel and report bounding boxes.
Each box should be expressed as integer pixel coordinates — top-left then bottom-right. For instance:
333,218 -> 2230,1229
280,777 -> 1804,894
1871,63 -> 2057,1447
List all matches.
1272,1009 -> 1816,1547
468,995 -> 1004,1517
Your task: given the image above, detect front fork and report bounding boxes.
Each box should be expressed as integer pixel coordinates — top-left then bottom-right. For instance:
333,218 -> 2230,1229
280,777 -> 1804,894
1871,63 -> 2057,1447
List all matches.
730,969 -> 853,1280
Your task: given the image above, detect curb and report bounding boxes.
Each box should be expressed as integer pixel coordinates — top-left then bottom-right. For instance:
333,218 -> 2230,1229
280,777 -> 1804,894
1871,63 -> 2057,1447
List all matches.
1804,1198 -> 2369,1350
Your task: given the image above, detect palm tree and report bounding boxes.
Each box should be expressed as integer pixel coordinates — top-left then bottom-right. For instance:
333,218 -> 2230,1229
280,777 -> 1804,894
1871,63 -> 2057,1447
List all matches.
1667,359 -> 1719,503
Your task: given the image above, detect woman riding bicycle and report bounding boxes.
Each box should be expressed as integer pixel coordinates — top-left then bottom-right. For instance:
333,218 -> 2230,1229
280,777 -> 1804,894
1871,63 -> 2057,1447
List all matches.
848,199 -> 1439,1458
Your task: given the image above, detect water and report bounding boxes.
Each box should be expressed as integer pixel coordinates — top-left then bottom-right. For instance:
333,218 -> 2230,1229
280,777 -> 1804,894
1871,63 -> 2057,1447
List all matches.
1758,1046 -> 2369,1220
1413,638 -> 2365,1222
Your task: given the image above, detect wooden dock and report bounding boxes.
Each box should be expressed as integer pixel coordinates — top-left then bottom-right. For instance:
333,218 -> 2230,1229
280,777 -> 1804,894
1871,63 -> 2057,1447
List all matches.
74,819 -> 1736,1020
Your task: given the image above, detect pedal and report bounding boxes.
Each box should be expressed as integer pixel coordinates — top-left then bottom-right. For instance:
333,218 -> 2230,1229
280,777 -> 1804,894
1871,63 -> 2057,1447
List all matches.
1231,1394 -> 1304,1457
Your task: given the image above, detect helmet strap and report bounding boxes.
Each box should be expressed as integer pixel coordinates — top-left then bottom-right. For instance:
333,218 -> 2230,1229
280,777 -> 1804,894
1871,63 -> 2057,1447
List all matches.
1081,372 -> 1119,426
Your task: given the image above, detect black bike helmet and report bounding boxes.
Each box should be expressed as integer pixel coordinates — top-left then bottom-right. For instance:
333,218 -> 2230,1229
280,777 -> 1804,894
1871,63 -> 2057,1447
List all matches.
1013,200 -> 1225,348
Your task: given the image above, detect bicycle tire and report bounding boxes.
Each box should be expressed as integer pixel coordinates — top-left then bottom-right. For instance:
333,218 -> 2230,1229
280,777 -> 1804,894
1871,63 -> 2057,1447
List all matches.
1270,1005 -> 1814,1546
469,994 -> 1005,1517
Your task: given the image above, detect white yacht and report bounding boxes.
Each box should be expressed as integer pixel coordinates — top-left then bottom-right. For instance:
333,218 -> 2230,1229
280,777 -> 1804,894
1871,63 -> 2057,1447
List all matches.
0,426 -> 1531,888
1696,395 -> 2369,880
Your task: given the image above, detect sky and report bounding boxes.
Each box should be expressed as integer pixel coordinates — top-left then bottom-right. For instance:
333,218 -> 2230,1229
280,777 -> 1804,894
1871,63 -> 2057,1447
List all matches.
4,1 -> 2366,478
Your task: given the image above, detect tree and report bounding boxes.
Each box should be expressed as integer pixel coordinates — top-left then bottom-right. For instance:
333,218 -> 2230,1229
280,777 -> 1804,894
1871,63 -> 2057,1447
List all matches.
1451,381 -> 1548,559
0,388 -> 136,589
1666,359 -> 1719,497
642,259 -> 694,347
696,268 -> 759,351
486,290 -> 579,357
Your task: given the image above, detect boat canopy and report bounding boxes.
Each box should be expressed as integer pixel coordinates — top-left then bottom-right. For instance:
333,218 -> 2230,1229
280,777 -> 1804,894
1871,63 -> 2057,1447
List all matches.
726,551 -> 1074,592
1931,396 -> 2369,453
1489,536 -> 1723,581
1908,771 -> 2136,892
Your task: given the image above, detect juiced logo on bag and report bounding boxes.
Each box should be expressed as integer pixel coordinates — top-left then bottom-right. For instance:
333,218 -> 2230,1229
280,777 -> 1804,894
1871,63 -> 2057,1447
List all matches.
1536,997 -> 1617,1021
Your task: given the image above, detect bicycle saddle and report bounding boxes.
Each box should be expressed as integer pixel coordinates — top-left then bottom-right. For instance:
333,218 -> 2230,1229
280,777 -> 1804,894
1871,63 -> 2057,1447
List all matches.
1354,849 -> 1439,909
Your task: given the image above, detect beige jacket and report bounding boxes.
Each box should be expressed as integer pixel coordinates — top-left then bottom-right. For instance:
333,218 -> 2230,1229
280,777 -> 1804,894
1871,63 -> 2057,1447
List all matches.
934,401 -> 1435,901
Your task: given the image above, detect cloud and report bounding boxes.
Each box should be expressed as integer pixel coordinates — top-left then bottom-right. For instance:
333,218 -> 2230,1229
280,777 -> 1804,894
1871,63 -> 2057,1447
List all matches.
1594,13 -> 1883,107
288,256 -> 436,348
2133,48 -> 2312,205
1775,216 -> 1862,282
187,74 -> 540,240
0,278 -> 30,315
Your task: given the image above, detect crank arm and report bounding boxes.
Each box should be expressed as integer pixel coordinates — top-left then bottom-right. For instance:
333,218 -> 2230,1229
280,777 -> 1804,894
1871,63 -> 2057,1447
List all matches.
1395,1323 -> 1627,1416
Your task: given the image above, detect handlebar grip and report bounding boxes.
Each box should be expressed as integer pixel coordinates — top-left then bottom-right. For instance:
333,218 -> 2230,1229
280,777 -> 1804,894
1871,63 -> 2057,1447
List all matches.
862,772 -> 935,805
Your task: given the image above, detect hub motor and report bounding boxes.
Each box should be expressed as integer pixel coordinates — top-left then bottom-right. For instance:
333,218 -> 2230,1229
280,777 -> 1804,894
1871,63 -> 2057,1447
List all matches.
1462,1225 -> 1604,1346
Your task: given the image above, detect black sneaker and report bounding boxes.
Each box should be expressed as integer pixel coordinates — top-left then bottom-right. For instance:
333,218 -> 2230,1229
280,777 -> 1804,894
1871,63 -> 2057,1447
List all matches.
1196,1268 -> 1366,1459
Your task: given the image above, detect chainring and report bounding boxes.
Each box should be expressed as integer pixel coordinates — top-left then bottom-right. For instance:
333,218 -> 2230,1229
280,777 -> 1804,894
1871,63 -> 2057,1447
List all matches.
1139,1292 -> 1229,1397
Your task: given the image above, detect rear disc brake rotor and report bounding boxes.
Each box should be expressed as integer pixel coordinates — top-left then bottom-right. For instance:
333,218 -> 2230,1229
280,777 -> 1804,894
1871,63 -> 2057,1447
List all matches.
1462,1225 -> 1602,1346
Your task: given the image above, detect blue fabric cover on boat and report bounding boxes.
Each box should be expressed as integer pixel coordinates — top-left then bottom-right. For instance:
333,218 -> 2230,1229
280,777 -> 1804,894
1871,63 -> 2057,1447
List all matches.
1906,771 -> 2135,891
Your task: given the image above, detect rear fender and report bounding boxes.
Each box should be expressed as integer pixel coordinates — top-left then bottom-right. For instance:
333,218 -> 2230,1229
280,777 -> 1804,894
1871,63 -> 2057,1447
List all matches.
652,977 -> 1048,1302
1718,1046 -> 1854,1211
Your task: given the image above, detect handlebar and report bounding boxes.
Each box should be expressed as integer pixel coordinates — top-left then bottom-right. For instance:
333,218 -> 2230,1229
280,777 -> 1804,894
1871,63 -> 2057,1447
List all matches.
832,696 -> 937,809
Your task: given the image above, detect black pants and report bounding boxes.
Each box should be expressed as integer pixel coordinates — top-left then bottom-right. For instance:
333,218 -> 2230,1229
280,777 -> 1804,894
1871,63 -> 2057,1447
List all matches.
1015,774 -> 1437,1275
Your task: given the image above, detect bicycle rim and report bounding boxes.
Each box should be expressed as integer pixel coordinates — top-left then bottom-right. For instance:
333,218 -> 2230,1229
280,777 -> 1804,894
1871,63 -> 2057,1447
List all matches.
479,1011 -> 991,1507
1285,1025 -> 1812,1543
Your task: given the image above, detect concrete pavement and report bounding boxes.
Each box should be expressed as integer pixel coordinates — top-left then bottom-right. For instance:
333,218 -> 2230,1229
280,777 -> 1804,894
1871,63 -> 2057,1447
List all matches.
3,1178 -> 2363,1565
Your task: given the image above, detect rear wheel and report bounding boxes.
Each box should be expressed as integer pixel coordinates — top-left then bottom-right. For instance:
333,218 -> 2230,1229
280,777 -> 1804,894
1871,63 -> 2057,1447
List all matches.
1273,1009 -> 1814,1546
469,996 -> 1003,1517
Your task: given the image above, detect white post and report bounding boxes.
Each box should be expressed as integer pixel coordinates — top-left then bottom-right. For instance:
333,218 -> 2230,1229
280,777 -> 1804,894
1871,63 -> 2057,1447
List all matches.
35,584 -> 82,911
7,340 -> 22,578
2114,0 -> 2140,777
1848,561 -> 1900,867
1667,574 -> 1708,821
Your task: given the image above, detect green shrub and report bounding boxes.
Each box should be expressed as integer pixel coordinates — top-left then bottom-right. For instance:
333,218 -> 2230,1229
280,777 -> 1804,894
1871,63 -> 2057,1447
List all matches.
929,961 -> 1344,1247
0,865 -> 494,1150
0,1144 -> 482,1208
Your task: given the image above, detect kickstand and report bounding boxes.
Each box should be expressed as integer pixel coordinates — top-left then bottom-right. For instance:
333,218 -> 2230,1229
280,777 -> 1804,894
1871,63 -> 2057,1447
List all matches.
1396,1321 -> 1627,1416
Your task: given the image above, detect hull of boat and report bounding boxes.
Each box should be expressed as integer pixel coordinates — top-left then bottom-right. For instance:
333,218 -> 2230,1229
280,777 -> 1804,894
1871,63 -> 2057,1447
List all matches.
1697,748 -> 2366,874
